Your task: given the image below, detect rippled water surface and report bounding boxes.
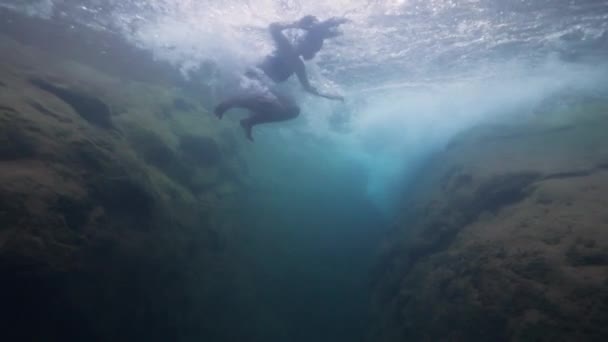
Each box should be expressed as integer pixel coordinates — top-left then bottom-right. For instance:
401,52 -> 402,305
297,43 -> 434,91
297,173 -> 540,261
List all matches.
4,1 -> 608,83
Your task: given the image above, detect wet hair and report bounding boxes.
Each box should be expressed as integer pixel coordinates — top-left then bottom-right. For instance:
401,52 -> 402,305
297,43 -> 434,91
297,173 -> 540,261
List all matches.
297,32 -> 325,60
297,24 -> 341,60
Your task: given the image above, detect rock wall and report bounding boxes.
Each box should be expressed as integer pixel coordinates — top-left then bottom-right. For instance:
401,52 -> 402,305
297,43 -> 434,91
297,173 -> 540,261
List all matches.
0,34 -> 250,341
371,97 -> 608,341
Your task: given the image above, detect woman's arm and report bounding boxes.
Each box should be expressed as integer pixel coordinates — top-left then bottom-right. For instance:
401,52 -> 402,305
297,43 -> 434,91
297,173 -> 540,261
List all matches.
268,16 -> 320,52
294,59 -> 344,101
269,22 -> 299,52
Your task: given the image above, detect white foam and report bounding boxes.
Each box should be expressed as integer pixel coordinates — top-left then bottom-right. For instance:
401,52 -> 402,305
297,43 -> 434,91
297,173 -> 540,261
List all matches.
6,0 -> 607,215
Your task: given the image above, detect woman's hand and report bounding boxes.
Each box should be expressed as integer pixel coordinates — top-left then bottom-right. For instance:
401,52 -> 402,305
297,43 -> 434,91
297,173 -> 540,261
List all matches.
296,15 -> 320,30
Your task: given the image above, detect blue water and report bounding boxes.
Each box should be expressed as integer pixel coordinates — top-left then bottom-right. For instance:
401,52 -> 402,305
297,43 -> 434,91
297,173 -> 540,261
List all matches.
1,1 -> 607,341
3,0 -> 606,211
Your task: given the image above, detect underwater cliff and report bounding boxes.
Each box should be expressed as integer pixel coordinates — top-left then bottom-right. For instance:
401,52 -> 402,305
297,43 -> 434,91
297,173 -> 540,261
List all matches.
1,2 -> 608,342
0,32 -> 251,340
371,97 -> 608,341
0,17 -> 384,341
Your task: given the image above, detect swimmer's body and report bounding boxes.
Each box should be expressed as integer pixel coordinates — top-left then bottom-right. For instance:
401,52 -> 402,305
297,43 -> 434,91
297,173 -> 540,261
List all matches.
214,15 -> 347,141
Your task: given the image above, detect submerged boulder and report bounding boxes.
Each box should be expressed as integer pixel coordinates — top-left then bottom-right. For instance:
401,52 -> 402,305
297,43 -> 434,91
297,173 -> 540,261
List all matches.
0,36 -> 244,342
371,105 -> 608,341
90,177 -> 156,226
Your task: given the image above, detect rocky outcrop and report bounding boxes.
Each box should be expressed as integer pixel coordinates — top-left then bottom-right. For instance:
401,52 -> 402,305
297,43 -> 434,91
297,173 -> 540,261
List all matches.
0,34 -> 248,341
29,78 -> 114,129
371,99 -> 608,341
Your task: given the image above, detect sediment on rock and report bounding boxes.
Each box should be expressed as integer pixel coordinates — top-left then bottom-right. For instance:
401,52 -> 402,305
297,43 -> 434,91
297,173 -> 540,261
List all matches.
371,104 -> 608,341
0,125 -> 37,160
0,34 -> 247,341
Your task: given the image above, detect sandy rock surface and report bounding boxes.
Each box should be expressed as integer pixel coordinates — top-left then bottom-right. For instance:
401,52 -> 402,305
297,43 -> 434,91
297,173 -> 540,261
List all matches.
0,34 -> 249,341
371,98 -> 608,341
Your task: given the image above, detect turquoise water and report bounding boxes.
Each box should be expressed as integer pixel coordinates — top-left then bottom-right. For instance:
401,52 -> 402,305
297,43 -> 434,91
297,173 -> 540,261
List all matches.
4,0 -> 606,210
223,140 -> 385,341
1,1 -> 608,341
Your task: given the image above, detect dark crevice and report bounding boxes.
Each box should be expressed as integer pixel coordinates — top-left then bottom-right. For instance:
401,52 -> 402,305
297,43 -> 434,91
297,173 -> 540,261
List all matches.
542,165 -> 608,181
27,100 -> 72,123
543,170 -> 593,181
385,172 -> 541,287
29,78 -> 113,129
597,162 -> 608,170
471,172 -> 540,215
567,246 -> 608,266
0,105 -> 17,113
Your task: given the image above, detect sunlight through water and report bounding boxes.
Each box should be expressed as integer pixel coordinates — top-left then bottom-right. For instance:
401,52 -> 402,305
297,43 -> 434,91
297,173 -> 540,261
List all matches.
5,0 -> 607,212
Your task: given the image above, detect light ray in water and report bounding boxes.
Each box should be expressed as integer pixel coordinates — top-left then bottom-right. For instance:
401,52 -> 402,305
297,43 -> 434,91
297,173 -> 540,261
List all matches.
4,0 -> 607,212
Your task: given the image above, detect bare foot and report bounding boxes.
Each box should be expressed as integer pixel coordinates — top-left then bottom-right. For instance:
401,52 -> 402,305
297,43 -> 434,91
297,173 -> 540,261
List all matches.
240,119 -> 254,142
214,102 -> 230,119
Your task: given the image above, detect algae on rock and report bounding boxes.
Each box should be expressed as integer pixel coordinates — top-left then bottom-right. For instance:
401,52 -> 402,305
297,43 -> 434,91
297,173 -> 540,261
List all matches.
371,99 -> 608,342
0,33 -> 250,341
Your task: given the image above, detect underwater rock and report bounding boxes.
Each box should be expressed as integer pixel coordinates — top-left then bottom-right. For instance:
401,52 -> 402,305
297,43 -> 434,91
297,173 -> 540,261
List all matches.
90,177 -> 155,224
0,36 -> 244,341
0,104 -> 17,113
154,99 -> 196,120
566,242 -> 608,266
129,128 -> 178,168
178,134 -> 221,167
371,106 -> 608,341
52,196 -> 93,231
127,127 -> 204,190
27,100 -> 72,123
0,190 -> 28,228
29,78 -> 114,129
469,172 -> 540,215
65,140 -> 111,173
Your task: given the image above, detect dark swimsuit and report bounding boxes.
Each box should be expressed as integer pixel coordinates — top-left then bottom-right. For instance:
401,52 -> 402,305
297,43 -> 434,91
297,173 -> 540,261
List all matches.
239,53 -> 298,108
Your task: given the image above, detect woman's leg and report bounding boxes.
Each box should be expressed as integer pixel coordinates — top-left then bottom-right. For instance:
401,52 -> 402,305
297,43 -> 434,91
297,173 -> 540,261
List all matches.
214,93 -> 300,141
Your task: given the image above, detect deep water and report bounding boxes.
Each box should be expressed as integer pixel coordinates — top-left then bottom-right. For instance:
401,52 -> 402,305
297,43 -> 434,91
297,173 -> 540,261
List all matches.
233,140 -> 386,341
1,1 -> 608,342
